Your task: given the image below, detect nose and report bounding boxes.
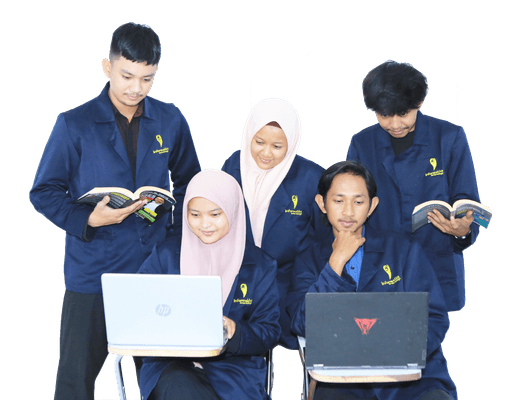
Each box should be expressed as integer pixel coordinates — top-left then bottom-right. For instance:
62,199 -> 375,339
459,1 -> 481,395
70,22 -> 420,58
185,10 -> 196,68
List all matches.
261,145 -> 272,157
130,78 -> 142,95
390,115 -> 402,130
201,217 -> 212,228
342,201 -> 354,217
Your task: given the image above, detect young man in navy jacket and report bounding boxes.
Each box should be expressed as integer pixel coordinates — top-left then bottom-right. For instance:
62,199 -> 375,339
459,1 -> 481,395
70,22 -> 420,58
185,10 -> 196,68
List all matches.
30,23 -> 200,400
347,61 -> 481,312
287,161 -> 457,400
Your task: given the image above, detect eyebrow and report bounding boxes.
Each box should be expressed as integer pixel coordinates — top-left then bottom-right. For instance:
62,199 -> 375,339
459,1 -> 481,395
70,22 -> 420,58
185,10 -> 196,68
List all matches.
120,69 -> 156,78
189,208 -> 222,213
332,193 -> 366,198
254,135 -> 284,144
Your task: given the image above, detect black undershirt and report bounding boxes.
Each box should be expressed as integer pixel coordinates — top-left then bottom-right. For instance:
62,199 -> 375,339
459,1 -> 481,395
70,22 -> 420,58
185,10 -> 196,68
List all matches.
390,130 -> 415,157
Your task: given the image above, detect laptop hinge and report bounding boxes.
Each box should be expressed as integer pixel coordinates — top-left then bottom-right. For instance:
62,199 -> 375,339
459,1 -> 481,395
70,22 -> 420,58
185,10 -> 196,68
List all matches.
407,363 -> 419,368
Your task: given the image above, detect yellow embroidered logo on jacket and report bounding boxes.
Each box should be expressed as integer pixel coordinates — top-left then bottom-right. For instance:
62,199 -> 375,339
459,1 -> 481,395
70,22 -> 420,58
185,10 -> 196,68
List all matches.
292,195 -> 298,209
153,134 -> 169,154
381,264 -> 401,286
234,283 -> 252,305
285,195 -> 302,216
425,157 -> 443,177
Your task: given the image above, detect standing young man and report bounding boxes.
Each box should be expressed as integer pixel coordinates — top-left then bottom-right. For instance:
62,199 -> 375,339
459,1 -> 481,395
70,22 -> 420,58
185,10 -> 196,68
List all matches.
347,61 -> 481,312
287,161 -> 456,400
30,23 -> 200,400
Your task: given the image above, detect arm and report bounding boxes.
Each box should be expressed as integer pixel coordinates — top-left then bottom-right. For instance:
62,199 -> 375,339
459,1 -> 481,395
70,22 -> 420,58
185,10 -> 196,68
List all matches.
287,247 -> 357,338
233,258 -> 281,356
30,114 -> 93,240
346,136 -> 360,162
428,127 -> 480,249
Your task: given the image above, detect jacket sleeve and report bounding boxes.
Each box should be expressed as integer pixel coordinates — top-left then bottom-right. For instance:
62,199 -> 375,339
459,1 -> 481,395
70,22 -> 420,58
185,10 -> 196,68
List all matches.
287,249 -> 356,338
137,243 -> 165,275
403,240 -> 450,356
234,257 -> 281,356
29,114 -> 93,240
167,110 -> 200,235
447,127 -> 480,251
347,135 -> 361,163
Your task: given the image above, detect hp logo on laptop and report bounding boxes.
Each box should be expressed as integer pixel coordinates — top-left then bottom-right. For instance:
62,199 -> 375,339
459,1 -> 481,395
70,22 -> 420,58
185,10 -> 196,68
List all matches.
155,304 -> 171,317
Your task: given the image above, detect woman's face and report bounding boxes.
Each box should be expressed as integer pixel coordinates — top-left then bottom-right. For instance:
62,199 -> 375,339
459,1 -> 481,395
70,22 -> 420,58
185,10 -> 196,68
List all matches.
250,124 -> 288,170
187,197 -> 229,244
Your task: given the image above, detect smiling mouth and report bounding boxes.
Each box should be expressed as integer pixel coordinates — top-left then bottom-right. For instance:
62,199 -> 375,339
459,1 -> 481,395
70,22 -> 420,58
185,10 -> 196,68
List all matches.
258,156 -> 273,164
201,230 -> 215,236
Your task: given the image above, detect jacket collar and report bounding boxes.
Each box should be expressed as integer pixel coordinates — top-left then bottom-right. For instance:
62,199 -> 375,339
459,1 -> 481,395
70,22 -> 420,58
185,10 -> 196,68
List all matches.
93,83 -> 159,183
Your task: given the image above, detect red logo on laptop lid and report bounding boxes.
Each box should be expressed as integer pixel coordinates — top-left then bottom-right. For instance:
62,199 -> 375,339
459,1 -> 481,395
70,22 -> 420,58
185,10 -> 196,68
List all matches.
355,318 -> 377,335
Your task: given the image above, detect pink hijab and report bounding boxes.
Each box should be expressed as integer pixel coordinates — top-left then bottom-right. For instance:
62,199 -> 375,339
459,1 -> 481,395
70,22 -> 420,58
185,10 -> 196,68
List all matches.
180,170 -> 246,306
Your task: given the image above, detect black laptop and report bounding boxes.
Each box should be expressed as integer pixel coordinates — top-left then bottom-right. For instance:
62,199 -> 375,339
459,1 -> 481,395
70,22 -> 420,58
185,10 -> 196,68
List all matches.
305,292 -> 429,371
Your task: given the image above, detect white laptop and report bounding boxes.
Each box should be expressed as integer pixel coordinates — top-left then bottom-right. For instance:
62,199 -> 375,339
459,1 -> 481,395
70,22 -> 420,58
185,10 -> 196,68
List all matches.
101,273 -> 226,352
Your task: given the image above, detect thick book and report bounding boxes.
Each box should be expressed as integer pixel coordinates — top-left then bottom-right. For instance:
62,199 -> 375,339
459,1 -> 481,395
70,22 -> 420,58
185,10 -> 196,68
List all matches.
412,199 -> 492,233
76,186 -> 176,225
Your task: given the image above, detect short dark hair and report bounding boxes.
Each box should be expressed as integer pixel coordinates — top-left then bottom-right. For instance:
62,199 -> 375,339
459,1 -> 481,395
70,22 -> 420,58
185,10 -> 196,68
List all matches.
109,23 -> 161,65
363,60 -> 427,116
318,161 -> 377,226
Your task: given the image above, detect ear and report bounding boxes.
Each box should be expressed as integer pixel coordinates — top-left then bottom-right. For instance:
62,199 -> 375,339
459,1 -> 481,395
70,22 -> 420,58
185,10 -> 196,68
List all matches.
315,194 -> 327,214
102,58 -> 112,79
368,196 -> 379,217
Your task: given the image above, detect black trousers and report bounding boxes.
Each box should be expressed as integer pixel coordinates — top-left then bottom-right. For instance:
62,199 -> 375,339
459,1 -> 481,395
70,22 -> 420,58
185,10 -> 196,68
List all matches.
149,360 -> 221,400
54,290 -> 142,400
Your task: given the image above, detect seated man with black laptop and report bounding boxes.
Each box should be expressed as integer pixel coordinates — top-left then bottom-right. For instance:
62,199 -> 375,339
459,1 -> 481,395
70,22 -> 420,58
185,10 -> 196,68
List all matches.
287,161 -> 457,400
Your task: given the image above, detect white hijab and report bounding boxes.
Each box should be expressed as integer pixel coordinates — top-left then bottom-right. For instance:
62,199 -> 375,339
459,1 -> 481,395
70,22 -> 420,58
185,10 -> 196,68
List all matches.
240,98 -> 301,247
180,170 -> 246,306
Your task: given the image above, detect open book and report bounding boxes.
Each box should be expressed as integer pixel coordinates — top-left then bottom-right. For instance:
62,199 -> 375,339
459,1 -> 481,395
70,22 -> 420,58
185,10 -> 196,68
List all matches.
76,186 -> 176,225
412,199 -> 492,233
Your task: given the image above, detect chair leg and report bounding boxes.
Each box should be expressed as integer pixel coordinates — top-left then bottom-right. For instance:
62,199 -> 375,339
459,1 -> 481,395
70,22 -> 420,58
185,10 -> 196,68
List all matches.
114,355 -> 127,400
265,349 -> 274,396
307,376 -> 317,400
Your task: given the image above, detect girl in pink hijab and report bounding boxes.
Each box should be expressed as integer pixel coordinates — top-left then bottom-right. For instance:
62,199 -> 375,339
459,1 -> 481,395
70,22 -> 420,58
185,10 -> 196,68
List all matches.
222,99 -> 331,349
138,170 -> 281,400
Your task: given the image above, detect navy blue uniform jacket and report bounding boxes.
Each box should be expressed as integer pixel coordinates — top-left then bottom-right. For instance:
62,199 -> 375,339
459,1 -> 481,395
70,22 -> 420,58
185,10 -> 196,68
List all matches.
347,112 -> 480,311
30,85 -> 201,293
138,238 -> 281,400
287,228 -> 457,400
222,151 -> 331,349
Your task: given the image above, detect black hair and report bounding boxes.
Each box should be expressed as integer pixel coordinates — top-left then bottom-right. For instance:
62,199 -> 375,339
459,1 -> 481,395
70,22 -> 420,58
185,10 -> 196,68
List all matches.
109,23 -> 161,65
362,60 -> 428,116
317,161 -> 378,226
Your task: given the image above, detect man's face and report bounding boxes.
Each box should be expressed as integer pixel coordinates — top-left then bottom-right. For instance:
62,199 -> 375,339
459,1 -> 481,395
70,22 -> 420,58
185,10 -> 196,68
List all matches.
102,56 -> 158,115
375,106 -> 420,139
316,173 -> 379,237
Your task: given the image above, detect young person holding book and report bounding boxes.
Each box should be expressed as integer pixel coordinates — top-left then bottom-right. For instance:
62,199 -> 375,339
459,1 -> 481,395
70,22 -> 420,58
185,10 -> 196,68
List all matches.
29,23 -> 200,400
222,98 -> 331,350
347,61 -> 481,311
138,170 -> 281,400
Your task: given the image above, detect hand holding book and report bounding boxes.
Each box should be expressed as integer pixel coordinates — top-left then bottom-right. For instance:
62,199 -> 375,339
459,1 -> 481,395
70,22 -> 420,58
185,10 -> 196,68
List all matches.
87,195 -> 147,227
426,209 -> 474,237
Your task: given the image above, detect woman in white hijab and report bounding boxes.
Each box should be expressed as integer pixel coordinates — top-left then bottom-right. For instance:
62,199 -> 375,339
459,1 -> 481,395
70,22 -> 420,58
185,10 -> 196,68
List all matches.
138,170 -> 281,400
222,98 -> 330,350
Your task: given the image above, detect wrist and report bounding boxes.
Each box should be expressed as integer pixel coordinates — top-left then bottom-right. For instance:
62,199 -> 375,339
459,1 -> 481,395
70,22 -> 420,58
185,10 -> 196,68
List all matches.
455,229 -> 471,240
